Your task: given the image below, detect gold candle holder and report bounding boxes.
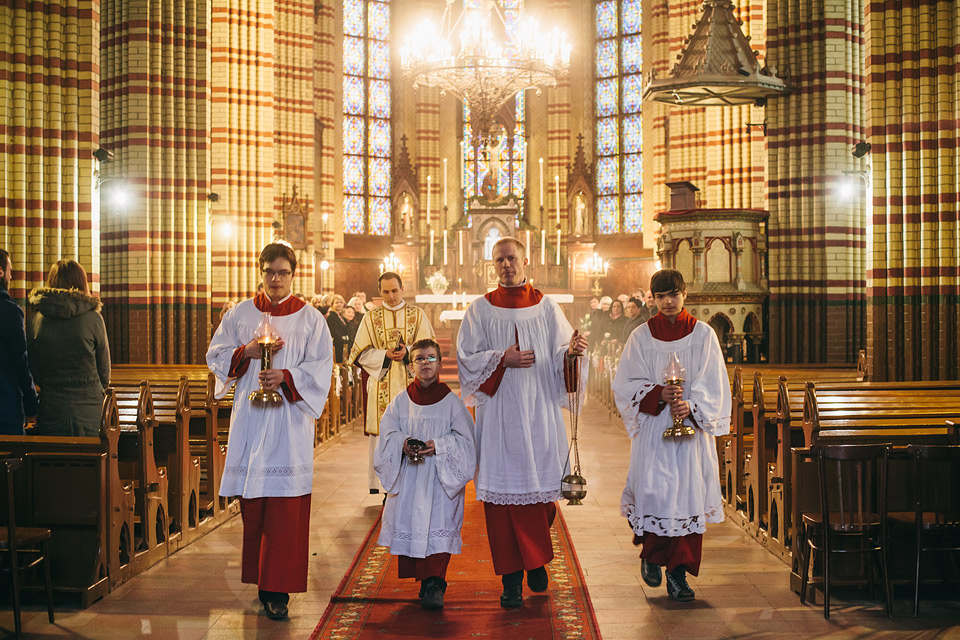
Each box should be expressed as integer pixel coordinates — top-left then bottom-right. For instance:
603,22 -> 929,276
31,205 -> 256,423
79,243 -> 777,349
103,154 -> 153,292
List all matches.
662,376 -> 695,437
249,340 -> 283,406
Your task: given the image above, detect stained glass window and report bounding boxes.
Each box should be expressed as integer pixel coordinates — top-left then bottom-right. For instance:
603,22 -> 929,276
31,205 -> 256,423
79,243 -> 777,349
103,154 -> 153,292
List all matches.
343,0 -> 391,235
594,0 -> 642,234
461,0 -> 526,222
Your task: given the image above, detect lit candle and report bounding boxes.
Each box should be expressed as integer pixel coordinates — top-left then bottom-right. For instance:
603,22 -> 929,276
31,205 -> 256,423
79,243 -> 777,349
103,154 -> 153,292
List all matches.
458,230 -> 463,265
379,263 -> 384,273
525,229 -> 531,256
556,227 -> 562,265
443,229 -> 448,265
538,157 -> 544,208
443,158 -> 448,207
429,228 -> 435,265
426,176 -> 432,228
458,277 -> 462,291
555,175 -> 561,227
540,229 -> 546,266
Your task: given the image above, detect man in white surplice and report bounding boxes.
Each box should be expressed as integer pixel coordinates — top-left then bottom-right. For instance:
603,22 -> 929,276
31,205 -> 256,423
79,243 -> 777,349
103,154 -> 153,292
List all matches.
350,272 -> 435,494
374,339 -> 476,610
612,269 -> 730,603
206,242 -> 333,620
457,237 -> 588,608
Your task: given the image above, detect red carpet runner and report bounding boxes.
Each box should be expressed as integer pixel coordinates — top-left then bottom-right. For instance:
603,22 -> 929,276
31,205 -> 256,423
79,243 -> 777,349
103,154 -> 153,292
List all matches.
311,485 -> 602,639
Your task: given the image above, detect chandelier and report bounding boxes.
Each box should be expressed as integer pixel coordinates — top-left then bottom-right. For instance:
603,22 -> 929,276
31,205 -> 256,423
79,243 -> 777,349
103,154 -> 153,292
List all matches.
587,252 -> 609,298
400,0 -> 571,149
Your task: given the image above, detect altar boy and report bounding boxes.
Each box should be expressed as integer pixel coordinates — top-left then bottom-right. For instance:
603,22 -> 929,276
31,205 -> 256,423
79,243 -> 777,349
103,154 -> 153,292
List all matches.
374,339 -> 476,610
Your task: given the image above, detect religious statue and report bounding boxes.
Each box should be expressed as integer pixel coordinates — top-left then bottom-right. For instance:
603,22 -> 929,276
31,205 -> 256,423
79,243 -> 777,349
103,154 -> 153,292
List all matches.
398,193 -> 413,236
574,191 -> 587,236
480,136 -> 504,203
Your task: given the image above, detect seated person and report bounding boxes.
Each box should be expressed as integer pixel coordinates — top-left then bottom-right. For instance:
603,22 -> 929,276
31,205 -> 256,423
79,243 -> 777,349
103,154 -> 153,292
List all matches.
374,339 -> 476,610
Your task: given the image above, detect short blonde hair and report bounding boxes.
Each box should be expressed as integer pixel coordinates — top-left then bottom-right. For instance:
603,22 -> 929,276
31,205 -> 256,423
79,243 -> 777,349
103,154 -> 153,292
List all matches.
492,237 -> 525,256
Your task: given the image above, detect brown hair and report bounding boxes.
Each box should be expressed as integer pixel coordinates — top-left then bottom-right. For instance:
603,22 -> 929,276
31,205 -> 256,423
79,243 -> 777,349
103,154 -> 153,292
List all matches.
258,242 -> 297,272
46,259 -> 90,294
378,271 -> 403,289
409,338 -> 443,363
650,269 -> 686,295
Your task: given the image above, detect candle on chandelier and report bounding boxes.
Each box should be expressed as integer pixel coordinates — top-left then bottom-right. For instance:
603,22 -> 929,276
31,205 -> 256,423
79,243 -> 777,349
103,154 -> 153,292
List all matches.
443,158 -> 448,207
443,229 -> 448,265
555,175 -> 561,227
429,228 -> 435,265
540,229 -> 546,266
426,176 -> 432,228
538,157 -> 544,208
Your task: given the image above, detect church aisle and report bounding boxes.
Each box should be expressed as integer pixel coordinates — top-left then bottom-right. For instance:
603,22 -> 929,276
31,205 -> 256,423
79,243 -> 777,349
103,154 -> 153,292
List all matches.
3,407 -> 959,639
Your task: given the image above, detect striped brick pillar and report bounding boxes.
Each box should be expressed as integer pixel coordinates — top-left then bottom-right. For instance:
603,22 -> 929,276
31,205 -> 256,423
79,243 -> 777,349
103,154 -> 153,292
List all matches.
314,0 -> 335,294
99,0 -> 211,364
0,1 -> 100,300
865,0 -> 960,381
416,85 -> 441,239
210,0 -> 275,308
275,0 -> 315,297
766,0 -> 867,363
546,0 -> 572,232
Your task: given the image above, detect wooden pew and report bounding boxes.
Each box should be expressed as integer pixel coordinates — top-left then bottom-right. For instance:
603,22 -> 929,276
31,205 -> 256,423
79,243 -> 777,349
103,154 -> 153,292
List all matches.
113,381 -> 171,571
0,389 -> 136,603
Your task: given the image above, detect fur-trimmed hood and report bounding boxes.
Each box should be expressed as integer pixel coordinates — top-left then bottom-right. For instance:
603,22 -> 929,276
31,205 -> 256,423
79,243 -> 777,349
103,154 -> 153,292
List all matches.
29,287 -> 103,319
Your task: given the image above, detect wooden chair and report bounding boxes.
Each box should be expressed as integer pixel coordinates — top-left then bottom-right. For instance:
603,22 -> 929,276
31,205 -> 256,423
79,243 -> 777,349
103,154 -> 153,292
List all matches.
0,457 -> 54,638
799,444 -> 892,619
889,444 -> 960,617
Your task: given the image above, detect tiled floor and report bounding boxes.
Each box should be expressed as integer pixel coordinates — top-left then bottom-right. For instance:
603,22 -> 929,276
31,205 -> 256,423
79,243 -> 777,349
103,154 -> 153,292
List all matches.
4,405 -> 960,639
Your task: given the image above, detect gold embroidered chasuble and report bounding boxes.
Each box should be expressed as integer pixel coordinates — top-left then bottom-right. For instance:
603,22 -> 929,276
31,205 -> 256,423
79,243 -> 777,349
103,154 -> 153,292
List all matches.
349,302 -> 434,435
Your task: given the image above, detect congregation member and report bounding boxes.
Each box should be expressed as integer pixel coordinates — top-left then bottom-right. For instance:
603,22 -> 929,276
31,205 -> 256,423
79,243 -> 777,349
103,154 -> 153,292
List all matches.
611,269 -> 730,603
606,299 -> 627,344
342,305 -> 359,355
374,339 -> 476,610
350,272 -> 434,494
206,242 -> 333,620
621,296 -> 646,343
0,249 -> 37,435
28,259 -> 111,437
326,293 -> 350,363
457,237 -> 587,608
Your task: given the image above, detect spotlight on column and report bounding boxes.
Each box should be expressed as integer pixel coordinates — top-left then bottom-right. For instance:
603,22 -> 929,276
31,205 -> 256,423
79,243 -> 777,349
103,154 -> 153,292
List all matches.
219,220 -> 234,240
320,260 -> 330,271
835,176 -> 858,202
105,181 -> 135,213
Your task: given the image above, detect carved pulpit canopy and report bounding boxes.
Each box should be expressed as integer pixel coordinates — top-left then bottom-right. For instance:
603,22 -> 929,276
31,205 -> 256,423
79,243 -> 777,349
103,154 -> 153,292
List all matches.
392,135 -> 420,238
281,184 -> 308,250
566,133 -> 594,238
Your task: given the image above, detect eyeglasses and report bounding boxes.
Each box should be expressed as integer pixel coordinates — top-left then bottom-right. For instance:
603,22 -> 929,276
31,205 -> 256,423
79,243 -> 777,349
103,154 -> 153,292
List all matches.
412,355 -> 439,364
262,268 -> 293,280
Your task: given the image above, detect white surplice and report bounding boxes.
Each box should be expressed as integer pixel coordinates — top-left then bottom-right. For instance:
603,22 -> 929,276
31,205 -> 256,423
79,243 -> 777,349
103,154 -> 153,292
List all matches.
207,298 -> 333,498
457,295 -> 587,505
375,391 -> 476,558
612,321 -> 731,537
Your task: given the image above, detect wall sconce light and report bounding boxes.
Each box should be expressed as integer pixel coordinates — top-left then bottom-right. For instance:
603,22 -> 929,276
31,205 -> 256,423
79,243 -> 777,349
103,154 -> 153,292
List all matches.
207,192 -> 220,203
93,146 -> 114,163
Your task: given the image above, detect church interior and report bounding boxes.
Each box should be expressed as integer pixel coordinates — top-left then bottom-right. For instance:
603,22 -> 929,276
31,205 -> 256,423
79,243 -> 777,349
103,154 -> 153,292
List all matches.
1,0 -> 960,637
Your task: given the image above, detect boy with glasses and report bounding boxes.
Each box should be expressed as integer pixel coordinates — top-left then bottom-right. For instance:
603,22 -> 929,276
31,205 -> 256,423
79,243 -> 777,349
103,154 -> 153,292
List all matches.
374,339 -> 476,610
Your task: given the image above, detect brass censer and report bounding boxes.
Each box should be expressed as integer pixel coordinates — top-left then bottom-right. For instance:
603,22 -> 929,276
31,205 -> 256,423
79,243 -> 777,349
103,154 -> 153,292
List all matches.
561,350 -> 587,505
249,313 -> 284,406
662,351 -> 695,437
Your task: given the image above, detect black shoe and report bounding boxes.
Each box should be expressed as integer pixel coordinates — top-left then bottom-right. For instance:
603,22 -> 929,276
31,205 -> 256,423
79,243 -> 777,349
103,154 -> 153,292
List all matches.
263,600 -> 289,620
665,566 -> 695,602
500,570 -> 523,608
369,488 -> 379,495
640,559 -> 662,588
527,566 -> 548,593
420,577 -> 447,610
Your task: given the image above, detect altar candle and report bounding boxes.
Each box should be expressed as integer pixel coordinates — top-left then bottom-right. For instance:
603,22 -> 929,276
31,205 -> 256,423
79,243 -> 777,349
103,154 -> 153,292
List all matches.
426,176 -> 432,228
458,277 -> 462,290
554,175 -> 561,227
443,229 -> 448,265
443,158 -> 448,207
540,229 -> 546,265
538,157 -> 544,208
525,229 -> 531,256
429,228 -> 435,265
458,230 -> 463,265
556,228 -> 562,265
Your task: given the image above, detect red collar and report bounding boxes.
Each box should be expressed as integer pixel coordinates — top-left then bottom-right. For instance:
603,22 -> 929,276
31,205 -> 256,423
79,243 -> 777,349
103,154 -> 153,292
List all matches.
407,378 -> 452,405
484,282 -> 544,309
647,309 -> 697,341
253,293 -> 306,317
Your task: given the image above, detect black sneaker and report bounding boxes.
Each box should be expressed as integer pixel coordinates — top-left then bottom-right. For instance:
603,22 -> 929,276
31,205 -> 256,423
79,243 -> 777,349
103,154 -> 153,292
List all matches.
527,566 -> 548,592
640,559 -> 662,588
420,577 -> 447,610
665,566 -> 695,602
500,570 -> 523,608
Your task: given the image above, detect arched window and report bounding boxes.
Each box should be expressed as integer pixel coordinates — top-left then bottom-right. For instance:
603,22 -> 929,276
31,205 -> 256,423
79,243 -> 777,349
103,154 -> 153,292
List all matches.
595,0 -> 642,235
342,0 -> 392,235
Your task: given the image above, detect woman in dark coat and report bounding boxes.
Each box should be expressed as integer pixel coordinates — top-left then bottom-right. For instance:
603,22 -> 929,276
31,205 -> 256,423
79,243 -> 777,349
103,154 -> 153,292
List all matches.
28,260 -> 111,437
325,294 -> 351,363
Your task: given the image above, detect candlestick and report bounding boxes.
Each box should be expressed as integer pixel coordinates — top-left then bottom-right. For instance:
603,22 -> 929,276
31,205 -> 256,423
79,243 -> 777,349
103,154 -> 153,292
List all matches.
525,229 -> 531,256
443,158 -> 448,207
426,176 -> 432,228
429,228 -> 435,265
443,229 -> 448,265
458,230 -> 463,265
540,229 -> 546,266
458,277 -> 462,291
555,175 -> 561,227
556,227 -> 562,265
538,157 -> 544,208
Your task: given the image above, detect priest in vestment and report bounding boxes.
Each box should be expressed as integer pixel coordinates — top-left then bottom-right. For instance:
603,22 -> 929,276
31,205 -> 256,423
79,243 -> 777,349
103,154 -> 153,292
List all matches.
350,272 -> 434,493
457,237 -> 588,608
611,269 -> 730,603
207,242 -> 333,620
374,339 -> 476,610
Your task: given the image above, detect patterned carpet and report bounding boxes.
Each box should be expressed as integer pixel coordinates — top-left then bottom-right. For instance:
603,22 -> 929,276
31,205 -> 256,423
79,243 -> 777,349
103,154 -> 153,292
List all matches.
311,485 -> 602,640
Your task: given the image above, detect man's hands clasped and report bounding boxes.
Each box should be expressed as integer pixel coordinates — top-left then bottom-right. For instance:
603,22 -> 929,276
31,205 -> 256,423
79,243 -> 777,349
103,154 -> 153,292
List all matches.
661,384 -> 691,421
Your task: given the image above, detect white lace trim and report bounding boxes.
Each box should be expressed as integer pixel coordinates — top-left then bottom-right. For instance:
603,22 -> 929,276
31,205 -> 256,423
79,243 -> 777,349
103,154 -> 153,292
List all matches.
476,488 -> 562,505
461,350 -> 505,407
623,504 -> 724,537
379,525 -> 461,541
223,463 -> 314,477
690,401 -> 731,436
439,440 -> 469,488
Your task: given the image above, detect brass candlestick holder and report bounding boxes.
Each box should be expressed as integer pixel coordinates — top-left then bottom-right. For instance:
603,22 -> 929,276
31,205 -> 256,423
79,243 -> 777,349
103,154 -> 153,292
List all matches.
249,313 -> 283,407
662,351 -> 695,438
